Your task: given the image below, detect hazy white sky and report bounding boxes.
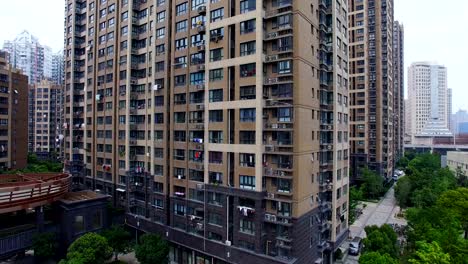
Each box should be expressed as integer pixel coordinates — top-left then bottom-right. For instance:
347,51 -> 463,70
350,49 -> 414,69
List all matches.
0,0 -> 467,111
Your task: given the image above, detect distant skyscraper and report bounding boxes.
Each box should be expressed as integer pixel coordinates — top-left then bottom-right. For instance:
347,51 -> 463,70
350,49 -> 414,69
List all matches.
3,30 -> 53,84
404,99 -> 412,144
51,51 -> 64,85
447,88 -> 452,132
393,21 -> 404,160
408,62 -> 451,143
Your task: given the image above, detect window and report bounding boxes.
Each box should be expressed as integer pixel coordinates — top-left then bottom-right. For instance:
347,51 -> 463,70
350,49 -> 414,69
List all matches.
240,153 -> 255,167
274,14 -> 291,28
208,213 -> 222,226
210,48 -> 223,62
175,38 -> 188,50
210,8 -> 224,22
190,72 -> 205,85
209,131 -> 223,143
240,0 -> 256,13
240,63 -> 256,77
191,34 -> 205,46
176,3 -> 187,15
240,86 -> 255,100
240,108 -> 255,122
209,152 -> 223,164
191,16 -> 206,28
91,210 -> 102,229
174,203 -> 186,216
240,19 -> 255,34
278,108 -> 292,122
192,0 -> 206,10
156,11 -> 165,23
209,89 -> 223,102
209,68 -> 223,82
274,60 -> 292,74
176,20 -> 187,32
239,219 -> 255,234
240,41 -> 256,56
175,75 -> 186,86
156,27 -> 165,39
239,131 -> 255,144
209,171 -> 223,183
209,110 -> 223,122
73,215 -> 85,234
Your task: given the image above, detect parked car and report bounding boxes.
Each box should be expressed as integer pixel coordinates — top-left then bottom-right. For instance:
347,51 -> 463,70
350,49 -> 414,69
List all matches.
349,237 -> 362,255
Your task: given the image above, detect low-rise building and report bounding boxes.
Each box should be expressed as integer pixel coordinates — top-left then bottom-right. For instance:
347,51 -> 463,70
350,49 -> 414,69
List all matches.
446,151 -> 468,178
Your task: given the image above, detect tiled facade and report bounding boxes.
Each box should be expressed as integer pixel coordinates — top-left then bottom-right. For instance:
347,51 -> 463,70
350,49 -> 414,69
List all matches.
348,0 -> 398,180
64,0 -> 350,263
0,50 -> 28,170
31,80 -> 64,155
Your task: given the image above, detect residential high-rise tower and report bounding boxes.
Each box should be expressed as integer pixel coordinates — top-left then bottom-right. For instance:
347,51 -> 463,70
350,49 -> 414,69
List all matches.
407,62 -> 451,144
348,0 -> 397,179
0,50 -> 28,170
64,0 -> 350,263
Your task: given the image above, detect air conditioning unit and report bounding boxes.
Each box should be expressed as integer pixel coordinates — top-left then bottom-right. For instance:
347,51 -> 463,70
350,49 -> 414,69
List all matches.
131,80 -> 137,84
196,104 -> 204,110
177,175 -> 183,180
266,55 -> 278,62
270,215 -> 277,221
197,64 -> 205,71
265,145 -> 274,152
267,32 -> 278,39
327,125 -> 332,130
153,84 -> 161,91
267,193 -> 275,199
225,240 -> 231,246
327,145 -> 332,150
196,183 -> 204,190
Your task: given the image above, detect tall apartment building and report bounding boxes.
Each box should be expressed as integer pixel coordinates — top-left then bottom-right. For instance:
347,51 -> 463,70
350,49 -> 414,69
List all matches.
404,98 -> 411,144
348,0 -> 395,179
447,88 -> 452,132
3,30 -> 53,84
0,50 -> 28,170
393,21 -> 403,160
52,51 -> 65,85
64,0 -> 349,263
30,80 -> 64,156
407,62 -> 451,144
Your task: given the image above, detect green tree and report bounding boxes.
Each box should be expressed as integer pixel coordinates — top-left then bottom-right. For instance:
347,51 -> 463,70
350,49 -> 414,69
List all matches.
397,156 -> 410,169
409,241 -> 451,264
32,232 -> 57,260
437,188 -> 468,239
359,252 -> 398,264
361,168 -> 384,199
102,225 -> 133,261
395,176 -> 411,208
60,233 -> 112,264
135,233 -> 170,264
363,224 -> 399,258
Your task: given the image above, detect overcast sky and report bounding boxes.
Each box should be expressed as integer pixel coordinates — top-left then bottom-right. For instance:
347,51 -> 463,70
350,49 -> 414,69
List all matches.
0,0 -> 467,111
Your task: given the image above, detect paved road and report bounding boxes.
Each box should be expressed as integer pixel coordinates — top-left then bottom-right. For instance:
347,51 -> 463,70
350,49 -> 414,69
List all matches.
344,186 -> 407,264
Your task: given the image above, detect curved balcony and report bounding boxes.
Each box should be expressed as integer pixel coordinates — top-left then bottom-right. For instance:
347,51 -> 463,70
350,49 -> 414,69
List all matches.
0,173 -> 70,214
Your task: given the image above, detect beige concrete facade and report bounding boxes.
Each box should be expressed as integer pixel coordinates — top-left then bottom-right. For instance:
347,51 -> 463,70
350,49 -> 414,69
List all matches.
64,0 -> 349,262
